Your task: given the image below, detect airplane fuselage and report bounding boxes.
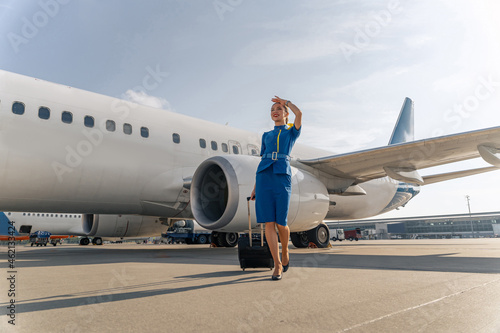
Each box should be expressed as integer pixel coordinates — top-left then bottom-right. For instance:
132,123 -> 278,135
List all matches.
0,70 -> 418,232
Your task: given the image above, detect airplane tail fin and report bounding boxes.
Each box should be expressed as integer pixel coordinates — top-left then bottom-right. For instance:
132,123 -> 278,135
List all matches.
388,97 -> 414,145
0,212 -> 19,236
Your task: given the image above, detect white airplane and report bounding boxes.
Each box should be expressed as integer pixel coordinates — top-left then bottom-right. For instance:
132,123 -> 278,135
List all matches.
0,211 -> 167,245
0,70 -> 499,248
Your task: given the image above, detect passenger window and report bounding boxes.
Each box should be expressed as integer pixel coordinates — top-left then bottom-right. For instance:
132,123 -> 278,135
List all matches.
12,102 -> 25,115
141,127 -> 149,138
62,111 -> 73,124
211,141 -> 218,151
221,143 -> 228,153
39,107 -> 50,120
106,120 -> 116,132
199,139 -> 206,149
84,116 -> 94,128
173,133 -> 180,144
248,144 -> 259,156
123,123 -> 132,135
232,145 -> 239,154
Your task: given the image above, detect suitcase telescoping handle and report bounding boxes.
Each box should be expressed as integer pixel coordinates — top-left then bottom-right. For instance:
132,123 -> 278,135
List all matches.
247,197 -> 264,247
247,197 -> 252,247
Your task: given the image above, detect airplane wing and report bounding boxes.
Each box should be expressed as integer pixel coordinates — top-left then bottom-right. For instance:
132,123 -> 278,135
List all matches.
299,126 -> 500,185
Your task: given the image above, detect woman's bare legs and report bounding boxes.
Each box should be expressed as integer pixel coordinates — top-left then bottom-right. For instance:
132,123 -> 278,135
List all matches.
276,224 -> 290,266
265,222 -> 282,276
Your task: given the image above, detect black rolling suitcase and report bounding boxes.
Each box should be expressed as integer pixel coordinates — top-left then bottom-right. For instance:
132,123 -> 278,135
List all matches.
238,197 -> 274,271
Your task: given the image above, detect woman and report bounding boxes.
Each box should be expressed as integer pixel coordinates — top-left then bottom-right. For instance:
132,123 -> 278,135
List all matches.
250,96 -> 302,280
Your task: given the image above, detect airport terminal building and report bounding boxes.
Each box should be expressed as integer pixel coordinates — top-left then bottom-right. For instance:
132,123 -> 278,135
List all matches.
326,211 -> 500,239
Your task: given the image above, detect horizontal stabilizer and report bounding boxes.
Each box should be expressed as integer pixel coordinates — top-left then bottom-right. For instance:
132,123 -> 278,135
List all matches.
422,166 -> 499,185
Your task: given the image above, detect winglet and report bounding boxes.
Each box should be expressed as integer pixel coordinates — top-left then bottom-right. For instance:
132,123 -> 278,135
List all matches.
388,97 -> 414,145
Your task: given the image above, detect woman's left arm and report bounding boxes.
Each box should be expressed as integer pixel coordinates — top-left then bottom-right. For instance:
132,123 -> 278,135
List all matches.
272,96 -> 302,130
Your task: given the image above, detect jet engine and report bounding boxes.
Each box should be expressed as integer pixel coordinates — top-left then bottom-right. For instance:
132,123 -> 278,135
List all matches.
190,155 -> 330,232
81,214 -> 166,238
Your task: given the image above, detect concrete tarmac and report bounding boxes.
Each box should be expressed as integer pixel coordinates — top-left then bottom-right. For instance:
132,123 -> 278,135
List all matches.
1,239 -> 500,333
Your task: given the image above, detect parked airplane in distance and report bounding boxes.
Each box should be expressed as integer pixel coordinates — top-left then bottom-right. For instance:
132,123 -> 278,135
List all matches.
0,211 -> 75,245
0,70 -> 498,248
0,211 -> 167,245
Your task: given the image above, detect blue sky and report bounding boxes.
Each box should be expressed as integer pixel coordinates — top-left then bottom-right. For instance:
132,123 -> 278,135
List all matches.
1,0 -> 500,219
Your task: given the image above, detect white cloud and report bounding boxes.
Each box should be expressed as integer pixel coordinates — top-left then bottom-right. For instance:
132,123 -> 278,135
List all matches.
122,89 -> 171,110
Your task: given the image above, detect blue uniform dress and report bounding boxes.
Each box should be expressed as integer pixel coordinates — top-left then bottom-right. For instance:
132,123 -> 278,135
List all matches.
255,124 -> 301,226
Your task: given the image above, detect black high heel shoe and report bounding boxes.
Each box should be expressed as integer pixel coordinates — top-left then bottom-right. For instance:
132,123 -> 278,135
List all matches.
282,263 -> 289,273
272,264 -> 283,280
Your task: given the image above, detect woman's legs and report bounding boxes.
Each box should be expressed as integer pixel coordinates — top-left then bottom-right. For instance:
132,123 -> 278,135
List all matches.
276,224 -> 290,266
265,222 -> 282,276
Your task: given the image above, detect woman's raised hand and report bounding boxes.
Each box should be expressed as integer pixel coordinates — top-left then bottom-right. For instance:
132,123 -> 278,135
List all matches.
272,96 -> 287,106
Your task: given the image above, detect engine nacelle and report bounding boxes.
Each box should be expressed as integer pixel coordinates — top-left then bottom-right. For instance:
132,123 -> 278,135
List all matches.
82,214 -> 166,237
190,155 -> 329,232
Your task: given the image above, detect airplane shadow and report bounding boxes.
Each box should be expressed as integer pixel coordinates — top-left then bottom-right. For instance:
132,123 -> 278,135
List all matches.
3,245 -> 499,274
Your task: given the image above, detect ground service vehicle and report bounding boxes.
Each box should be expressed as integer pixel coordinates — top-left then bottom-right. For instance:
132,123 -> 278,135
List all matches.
344,228 -> 362,241
331,229 -> 345,241
162,220 -> 213,245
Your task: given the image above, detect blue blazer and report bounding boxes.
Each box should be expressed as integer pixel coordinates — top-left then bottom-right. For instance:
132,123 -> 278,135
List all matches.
257,124 -> 301,175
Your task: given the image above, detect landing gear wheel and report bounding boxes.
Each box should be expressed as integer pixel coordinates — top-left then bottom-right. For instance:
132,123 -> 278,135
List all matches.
80,237 -> 90,246
218,232 -> 239,247
92,237 -> 103,245
307,224 -> 330,248
290,232 -> 309,248
225,233 -> 239,247
211,232 -> 223,247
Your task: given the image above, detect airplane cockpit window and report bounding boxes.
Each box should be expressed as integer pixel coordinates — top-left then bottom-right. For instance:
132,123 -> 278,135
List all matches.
62,111 -> 73,124
211,141 -> 218,151
173,133 -> 180,143
199,139 -> 206,149
123,123 -> 132,135
221,143 -> 228,152
84,116 -> 94,128
106,120 -> 116,132
12,101 -> 25,115
38,107 -> 50,120
141,127 -> 149,138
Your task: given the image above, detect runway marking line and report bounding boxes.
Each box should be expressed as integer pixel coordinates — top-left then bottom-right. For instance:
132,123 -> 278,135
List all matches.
338,278 -> 500,332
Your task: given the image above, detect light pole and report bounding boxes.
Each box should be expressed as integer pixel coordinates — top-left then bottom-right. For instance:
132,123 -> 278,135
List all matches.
466,195 -> 474,238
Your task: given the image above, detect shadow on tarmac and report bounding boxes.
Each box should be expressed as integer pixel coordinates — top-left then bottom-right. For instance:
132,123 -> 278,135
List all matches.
2,243 -> 499,315
5,244 -> 499,274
